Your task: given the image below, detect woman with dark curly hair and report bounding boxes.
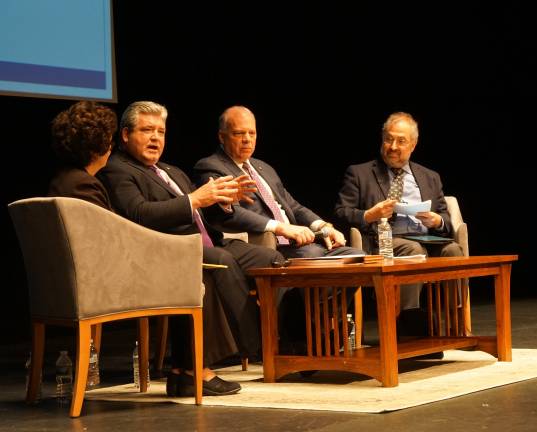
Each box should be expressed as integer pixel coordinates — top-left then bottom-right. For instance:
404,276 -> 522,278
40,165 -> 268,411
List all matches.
48,100 -> 117,209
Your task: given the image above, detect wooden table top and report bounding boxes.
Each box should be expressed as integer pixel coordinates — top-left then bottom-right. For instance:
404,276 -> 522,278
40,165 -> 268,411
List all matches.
247,255 -> 519,277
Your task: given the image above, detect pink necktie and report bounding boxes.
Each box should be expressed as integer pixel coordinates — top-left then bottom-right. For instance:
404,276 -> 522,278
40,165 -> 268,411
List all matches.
242,162 -> 290,245
150,165 -> 214,247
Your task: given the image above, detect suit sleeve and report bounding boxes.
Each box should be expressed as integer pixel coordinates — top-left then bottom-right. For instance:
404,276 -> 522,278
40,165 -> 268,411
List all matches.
334,166 -> 370,233
99,160 -> 194,232
194,159 -> 272,232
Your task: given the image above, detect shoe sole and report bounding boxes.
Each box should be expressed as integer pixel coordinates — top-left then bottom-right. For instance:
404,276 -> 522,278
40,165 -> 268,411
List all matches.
167,384 -> 241,397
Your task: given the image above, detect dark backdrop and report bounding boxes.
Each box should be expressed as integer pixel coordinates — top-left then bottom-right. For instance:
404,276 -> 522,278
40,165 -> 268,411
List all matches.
2,2 -> 535,341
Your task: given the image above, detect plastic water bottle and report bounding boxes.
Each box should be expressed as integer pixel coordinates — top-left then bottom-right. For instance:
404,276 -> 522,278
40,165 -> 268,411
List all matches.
346,314 -> 356,352
87,339 -> 100,388
25,351 -> 42,401
378,217 -> 394,259
55,351 -> 73,403
133,341 -> 150,389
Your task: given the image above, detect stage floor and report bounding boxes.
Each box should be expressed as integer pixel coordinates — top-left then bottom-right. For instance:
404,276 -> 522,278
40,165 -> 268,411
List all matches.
1,298 -> 536,432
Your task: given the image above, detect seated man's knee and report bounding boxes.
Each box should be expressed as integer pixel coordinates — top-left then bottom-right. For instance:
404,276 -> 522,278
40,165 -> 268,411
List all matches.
394,238 -> 426,256
294,243 -> 326,258
441,242 -> 464,257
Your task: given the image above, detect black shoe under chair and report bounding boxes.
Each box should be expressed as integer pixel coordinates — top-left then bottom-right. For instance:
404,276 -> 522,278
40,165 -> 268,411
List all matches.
166,372 -> 241,397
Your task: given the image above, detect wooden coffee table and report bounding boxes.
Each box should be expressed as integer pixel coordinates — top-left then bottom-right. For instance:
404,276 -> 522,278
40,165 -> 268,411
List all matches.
248,255 -> 518,387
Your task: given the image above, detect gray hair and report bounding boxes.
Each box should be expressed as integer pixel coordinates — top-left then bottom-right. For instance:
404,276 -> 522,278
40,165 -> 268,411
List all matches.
382,112 -> 419,142
120,101 -> 168,131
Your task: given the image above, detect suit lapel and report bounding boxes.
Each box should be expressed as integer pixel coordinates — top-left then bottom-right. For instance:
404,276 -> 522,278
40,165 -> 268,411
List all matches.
158,163 -> 192,196
372,160 -> 391,199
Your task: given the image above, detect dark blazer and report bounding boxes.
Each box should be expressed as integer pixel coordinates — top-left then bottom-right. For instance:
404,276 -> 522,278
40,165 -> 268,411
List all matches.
48,167 -> 113,210
334,159 -> 452,240
194,148 -> 321,233
98,151 -> 224,243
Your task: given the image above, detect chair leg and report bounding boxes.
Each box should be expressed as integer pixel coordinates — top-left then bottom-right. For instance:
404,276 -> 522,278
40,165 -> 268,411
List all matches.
91,324 -> 102,354
70,321 -> 91,418
241,357 -> 249,371
354,287 -> 363,347
191,309 -> 203,405
27,321 -> 45,404
137,318 -> 149,393
153,316 -> 168,372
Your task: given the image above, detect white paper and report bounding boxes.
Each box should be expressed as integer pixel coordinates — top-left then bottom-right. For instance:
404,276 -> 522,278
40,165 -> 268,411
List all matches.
394,200 -> 431,216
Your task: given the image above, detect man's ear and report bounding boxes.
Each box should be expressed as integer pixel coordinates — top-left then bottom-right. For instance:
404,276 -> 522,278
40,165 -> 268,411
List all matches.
121,127 -> 129,144
218,131 -> 225,145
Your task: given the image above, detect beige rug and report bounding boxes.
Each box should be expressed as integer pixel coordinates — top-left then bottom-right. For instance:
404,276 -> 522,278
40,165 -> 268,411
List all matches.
85,349 -> 537,413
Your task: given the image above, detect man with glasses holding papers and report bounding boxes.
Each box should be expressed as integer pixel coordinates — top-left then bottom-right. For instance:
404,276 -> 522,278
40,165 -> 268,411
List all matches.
334,112 -> 463,343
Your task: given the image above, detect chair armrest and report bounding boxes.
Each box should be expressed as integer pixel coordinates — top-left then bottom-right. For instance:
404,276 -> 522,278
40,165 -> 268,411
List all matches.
350,227 -> 363,250
453,222 -> 469,257
248,232 -> 277,249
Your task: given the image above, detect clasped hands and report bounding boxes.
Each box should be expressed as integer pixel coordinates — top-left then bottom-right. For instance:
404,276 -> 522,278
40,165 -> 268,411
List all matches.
189,175 -> 257,209
365,199 -> 441,228
275,223 -> 347,249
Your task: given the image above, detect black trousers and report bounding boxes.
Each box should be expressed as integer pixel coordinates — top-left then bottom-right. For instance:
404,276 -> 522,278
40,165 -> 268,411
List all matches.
171,239 -> 283,369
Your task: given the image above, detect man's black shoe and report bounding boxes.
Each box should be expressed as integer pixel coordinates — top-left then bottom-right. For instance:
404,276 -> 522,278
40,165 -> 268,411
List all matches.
166,372 -> 241,397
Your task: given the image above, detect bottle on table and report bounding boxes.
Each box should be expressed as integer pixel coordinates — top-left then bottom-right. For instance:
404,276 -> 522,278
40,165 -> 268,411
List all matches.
378,217 -> 394,259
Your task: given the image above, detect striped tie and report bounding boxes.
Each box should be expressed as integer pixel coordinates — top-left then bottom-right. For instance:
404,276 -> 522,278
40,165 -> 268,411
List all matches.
242,162 -> 290,245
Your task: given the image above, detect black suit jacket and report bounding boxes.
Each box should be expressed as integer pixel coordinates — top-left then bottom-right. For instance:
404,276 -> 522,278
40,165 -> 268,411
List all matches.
48,167 -> 113,210
194,148 -> 321,233
334,158 -> 452,240
98,151 -> 224,243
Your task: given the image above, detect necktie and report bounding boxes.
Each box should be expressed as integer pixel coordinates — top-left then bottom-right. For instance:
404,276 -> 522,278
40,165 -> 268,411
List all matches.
242,162 -> 290,245
150,165 -> 214,247
387,168 -> 405,202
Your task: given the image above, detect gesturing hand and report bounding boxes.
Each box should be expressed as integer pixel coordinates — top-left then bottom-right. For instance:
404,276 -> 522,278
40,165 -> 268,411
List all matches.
364,199 -> 397,223
189,175 -> 239,209
233,174 -> 257,204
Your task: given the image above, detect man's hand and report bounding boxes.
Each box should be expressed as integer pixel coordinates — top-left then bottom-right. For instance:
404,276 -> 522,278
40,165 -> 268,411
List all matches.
275,223 -> 315,246
325,227 -> 347,250
364,199 -> 397,223
233,174 -> 257,204
415,211 -> 442,228
189,175 -> 239,209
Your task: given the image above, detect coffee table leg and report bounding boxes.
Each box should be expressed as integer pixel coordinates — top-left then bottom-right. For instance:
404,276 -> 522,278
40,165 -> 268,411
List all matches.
257,277 -> 278,382
373,274 -> 399,387
495,264 -> 512,361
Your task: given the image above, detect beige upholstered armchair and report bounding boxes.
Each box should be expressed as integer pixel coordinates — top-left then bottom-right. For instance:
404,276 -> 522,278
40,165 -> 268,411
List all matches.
8,197 -> 205,417
350,195 -> 471,337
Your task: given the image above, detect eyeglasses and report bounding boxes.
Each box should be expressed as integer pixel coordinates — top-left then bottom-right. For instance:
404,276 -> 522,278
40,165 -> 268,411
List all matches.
383,134 -> 410,147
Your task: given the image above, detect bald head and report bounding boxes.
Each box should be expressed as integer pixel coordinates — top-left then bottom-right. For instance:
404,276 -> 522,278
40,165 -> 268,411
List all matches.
218,106 -> 257,163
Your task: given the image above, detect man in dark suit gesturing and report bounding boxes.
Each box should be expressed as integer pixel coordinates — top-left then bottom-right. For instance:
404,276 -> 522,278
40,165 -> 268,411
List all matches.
334,112 -> 463,338
99,101 -> 283,397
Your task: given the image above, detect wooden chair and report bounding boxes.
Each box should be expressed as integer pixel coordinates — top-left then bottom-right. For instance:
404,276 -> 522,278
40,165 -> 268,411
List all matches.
350,194 -> 471,337
8,197 -> 204,417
